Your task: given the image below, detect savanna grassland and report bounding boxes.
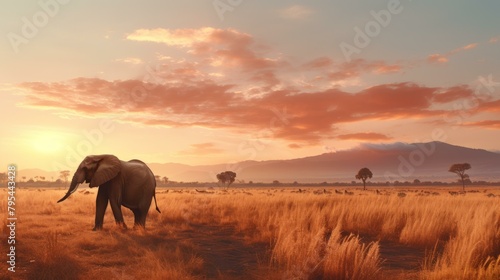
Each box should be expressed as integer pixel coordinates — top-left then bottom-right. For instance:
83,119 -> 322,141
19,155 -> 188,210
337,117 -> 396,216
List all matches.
1,186 -> 499,280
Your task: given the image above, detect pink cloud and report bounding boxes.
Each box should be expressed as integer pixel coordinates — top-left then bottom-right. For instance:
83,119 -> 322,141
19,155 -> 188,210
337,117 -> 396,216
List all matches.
427,54 -> 449,64
427,42 -> 479,64
464,120 -> 500,129
433,85 -> 474,103
302,57 -> 333,69
337,133 -> 392,141
326,59 -> 403,81
177,142 -> 224,155
18,78 -> 479,144
128,27 -> 277,72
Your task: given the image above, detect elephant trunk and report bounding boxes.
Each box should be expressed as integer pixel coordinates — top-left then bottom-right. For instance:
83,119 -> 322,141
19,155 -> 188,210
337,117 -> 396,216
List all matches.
57,170 -> 83,203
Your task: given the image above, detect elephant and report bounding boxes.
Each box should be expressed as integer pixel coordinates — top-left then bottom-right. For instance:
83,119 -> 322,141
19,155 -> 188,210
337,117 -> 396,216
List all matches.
57,154 -> 160,230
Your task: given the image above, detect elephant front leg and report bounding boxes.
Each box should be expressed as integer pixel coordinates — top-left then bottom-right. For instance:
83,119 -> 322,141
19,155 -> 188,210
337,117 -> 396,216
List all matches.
94,187 -> 109,231
109,198 -> 127,229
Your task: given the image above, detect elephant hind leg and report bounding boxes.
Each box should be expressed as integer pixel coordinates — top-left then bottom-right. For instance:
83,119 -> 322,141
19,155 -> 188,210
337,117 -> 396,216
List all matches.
132,209 -> 147,228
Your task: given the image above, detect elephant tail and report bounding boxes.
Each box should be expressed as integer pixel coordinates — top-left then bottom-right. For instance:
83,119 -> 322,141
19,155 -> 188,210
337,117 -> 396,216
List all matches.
153,193 -> 161,213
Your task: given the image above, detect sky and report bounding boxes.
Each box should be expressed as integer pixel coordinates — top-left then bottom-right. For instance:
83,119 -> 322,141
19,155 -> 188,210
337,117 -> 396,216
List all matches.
1,0 -> 499,172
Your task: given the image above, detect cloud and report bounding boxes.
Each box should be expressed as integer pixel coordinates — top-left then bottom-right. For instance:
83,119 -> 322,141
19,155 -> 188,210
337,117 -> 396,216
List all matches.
178,142 -> 224,155
127,27 -> 277,71
115,57 -> 143,64
432,85 -> 474,103
427,42 -> 479,64
304,59 -> 403,84
302,57 -> 333,69
16,27 -> 494,146
125,27 -> 404,94
478,99 -> 500,112
127,27 -> 216,47
427,54 -> 449,64
337,133 -> 392,141
454,43 -> 478,52
464,120 -> 500,129
288,143 -> 302,149
17,78 -> 477,144
279,5 -> 313,20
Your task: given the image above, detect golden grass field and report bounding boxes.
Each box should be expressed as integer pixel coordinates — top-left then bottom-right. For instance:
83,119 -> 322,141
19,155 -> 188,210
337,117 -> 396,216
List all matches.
1,186 -> 499,280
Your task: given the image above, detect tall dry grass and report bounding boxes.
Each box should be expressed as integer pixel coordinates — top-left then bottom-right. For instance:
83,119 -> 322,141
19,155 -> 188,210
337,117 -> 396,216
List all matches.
1,187 -> 499,279
154,188 -> 500,279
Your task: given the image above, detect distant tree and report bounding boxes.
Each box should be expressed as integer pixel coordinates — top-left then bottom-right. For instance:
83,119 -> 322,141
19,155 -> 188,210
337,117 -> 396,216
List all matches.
272,180 -> 280,185
355,167 -> 373,190
154,175 -> 161,182
217,171 -> 236,189
0,173 -> 7,183
449,163 -> 471,191
22,176 -> 26,182
162,176 -> 169,185
413,179 -> 421,185
59,170 -> 70,182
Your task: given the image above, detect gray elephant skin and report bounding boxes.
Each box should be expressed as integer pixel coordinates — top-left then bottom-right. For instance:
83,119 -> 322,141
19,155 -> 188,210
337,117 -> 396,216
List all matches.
57,154 -> 160,230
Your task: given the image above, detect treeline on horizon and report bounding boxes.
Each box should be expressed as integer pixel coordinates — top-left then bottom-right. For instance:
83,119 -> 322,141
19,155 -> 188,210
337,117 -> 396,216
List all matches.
10,179 -> 500,188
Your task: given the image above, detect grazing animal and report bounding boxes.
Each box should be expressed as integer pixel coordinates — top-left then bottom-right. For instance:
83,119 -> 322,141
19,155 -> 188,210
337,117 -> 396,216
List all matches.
344,190 -> 354,195
335,189 -> 343,194
57,155 -> 160,230
195,189 -> 214,194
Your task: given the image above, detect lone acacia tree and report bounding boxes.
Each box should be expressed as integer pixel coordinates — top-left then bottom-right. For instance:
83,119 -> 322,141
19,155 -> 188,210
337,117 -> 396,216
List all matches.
449,163 -> 471,191
217,171 -> 237,189
355,167 -> 373,190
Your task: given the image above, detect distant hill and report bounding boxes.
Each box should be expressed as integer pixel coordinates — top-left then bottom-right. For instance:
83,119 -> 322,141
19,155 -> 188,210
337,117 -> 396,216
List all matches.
148,141 -> 500,183
17,142 -> 500,183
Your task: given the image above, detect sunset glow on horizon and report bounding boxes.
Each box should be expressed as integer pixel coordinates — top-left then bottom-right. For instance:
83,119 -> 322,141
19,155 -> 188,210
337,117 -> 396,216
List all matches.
1,1 -> 499,171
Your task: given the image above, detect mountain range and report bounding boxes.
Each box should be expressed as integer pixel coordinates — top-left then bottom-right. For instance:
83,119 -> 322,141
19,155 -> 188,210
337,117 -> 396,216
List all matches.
18,141 -> 500,183
148,141 -> 500,183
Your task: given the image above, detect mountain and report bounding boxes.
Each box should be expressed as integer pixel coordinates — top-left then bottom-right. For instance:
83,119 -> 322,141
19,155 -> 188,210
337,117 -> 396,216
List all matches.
148,141 -> 500,183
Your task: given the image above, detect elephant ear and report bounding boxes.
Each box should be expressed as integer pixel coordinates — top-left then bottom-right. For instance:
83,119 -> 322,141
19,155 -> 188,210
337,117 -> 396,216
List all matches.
89,155 -> 121,187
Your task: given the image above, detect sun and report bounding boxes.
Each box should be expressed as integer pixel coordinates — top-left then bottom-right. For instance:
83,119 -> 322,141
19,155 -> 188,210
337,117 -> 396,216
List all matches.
32,132 -> 66,154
